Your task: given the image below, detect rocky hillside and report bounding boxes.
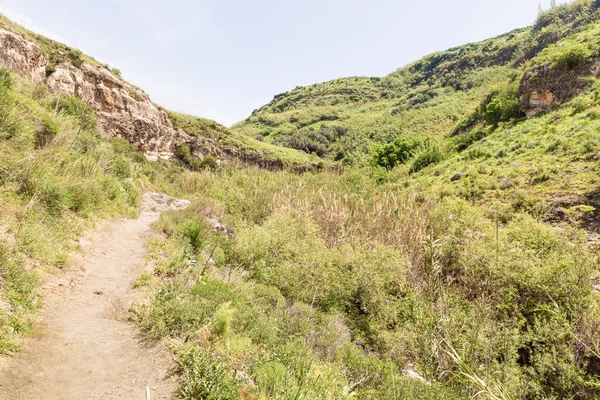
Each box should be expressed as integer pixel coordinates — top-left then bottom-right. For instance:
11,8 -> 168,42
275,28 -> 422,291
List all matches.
0,15 -> 321,171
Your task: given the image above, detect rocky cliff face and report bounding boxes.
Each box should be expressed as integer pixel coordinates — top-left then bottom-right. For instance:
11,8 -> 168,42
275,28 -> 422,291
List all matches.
519,57 -> 600,117
46,62 -> 189,159
0,27 -> 192,159
0,29 -> 46,83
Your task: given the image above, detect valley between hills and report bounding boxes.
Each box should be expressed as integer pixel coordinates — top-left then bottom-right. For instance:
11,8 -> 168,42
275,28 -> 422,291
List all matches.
0,1 -> 600,399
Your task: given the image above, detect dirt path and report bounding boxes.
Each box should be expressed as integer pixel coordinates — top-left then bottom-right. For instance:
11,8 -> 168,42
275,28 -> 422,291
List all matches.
0,192 -> 189,400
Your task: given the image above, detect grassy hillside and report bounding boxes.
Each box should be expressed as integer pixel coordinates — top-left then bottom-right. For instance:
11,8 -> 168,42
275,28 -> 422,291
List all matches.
234,1 -> 599,165
166,110 -> 323,170
383,9 -> 600,222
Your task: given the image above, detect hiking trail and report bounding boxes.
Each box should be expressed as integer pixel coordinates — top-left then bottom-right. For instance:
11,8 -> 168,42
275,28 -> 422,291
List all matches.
0,192 -> 189,400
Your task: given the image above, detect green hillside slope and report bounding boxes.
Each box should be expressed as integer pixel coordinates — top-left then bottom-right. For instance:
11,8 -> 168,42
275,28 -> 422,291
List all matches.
234,1 -> 598,165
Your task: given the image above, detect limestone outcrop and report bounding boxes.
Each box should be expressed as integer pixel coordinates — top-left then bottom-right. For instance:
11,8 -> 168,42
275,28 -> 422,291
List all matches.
0,27 -> 191,159
0,29 -> 46,83
46,62 -> 189,159
0,25 -> 335,172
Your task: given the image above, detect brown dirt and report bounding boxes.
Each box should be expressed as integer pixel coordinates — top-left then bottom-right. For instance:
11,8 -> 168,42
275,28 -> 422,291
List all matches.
0,192 -> 189,400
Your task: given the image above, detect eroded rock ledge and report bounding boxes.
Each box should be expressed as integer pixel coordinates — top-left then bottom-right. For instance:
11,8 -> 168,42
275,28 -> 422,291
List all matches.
0,29 -> 46,82
46,62 -> 191,159
519,57 -> 600,117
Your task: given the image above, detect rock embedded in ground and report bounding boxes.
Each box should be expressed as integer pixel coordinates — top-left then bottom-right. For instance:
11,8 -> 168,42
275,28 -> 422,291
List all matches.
0,29 -> 46,82
450,172 -> 464,182
208,217 -> 228,234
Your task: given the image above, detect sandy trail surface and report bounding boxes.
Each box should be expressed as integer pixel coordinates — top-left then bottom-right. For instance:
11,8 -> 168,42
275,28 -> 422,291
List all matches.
0,192 -> 189,400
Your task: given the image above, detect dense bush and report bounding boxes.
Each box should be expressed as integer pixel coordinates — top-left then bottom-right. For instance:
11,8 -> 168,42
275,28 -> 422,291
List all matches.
411,140 -> 444,172
370,137 -> 422,169
555,43 -> 594,69
136,201 -> 464,399
483,92 -> 523,126
67,49 -> 84,68
135,167 -> 600,399
274,126 -> 342,156
484,96 -> 521,125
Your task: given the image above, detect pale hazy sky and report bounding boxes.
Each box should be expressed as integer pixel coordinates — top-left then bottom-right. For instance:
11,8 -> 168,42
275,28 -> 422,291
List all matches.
0,0 -> 567,126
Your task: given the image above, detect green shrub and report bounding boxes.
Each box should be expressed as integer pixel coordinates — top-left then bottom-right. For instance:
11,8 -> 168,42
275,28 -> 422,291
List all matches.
199,154 -> 218,171
110,156 -> 133,179
45,62 -> 56,76
110,137 -> 133,154
29,175 -> 72,215
181,221 -> 205,251
484,94 -> 522,126
274,126 -> 341,157
174,143 -> 193,163
175,144 -> 219,171
34,116 -> 58,148
49,95 -> 96,131
177,346 -> 241,400
555,43 -> 594,69
121,179 -> 140,208
411,141 -> 444,172
67,49 -> 84,68
371,137 -> 422,169
68,180 -> 104,214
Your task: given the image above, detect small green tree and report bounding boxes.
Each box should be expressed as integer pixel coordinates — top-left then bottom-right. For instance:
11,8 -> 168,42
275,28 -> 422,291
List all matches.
371,143 -> 398,169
